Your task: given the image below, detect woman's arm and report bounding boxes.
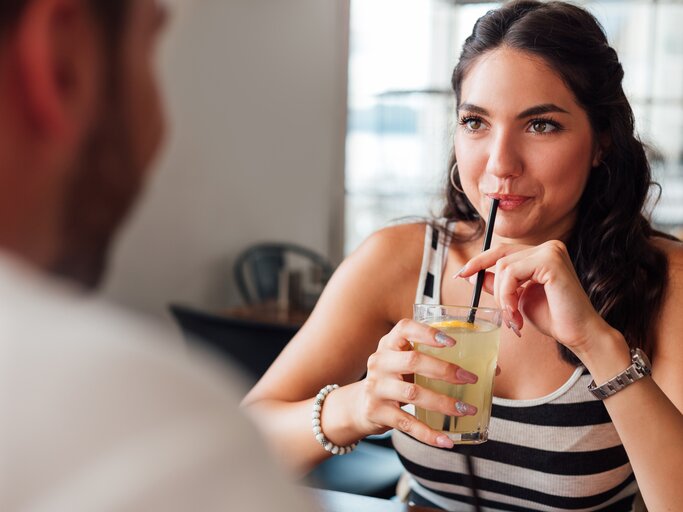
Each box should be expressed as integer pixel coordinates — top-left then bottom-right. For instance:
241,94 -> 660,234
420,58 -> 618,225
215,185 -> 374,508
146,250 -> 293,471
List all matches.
242,224 -> 478,474
588,240 -> 683,512
460,239 -> 683,512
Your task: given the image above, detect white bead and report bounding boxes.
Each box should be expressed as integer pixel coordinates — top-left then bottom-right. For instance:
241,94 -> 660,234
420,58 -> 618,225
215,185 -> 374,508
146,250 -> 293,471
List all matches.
311,384 -> 358,456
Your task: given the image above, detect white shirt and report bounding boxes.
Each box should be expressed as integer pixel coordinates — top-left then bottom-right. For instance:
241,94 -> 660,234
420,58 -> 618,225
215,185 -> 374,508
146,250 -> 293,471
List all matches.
0,253 -> 314,512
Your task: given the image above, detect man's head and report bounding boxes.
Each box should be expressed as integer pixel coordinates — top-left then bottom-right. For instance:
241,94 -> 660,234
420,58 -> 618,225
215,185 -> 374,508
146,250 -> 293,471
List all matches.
0,0 -> 167,287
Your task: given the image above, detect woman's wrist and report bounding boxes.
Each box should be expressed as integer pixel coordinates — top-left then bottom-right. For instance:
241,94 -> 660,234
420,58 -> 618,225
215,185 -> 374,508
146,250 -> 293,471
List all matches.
571,321 -> 632,383
319,381 -> 368,447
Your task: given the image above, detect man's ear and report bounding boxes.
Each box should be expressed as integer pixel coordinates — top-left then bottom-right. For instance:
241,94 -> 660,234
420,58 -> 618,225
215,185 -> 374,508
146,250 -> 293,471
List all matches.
15,0 -> 103,144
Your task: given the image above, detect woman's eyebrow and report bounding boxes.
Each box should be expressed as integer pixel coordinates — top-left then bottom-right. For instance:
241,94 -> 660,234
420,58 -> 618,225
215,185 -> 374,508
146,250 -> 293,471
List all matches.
517,104 -> 570,118
457,103 -> 571,118
457,103 -> 488,115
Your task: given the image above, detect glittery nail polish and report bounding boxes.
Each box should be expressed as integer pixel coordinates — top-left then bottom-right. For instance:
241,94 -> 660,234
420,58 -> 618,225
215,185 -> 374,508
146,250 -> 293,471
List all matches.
435,332 -> 456,346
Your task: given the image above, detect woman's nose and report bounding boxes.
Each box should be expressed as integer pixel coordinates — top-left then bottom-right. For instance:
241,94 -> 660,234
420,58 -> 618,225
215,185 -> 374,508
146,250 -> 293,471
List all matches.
485,130 -> 523,180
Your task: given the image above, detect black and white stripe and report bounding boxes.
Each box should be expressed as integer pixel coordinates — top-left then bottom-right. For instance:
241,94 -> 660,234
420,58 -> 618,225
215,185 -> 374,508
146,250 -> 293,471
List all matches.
397,221 -> 638,511
415,220 -> 453,304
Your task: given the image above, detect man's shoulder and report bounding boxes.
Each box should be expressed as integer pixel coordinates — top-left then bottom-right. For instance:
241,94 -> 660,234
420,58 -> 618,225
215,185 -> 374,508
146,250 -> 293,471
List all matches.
0,251 -> 250,420
0,255 -> 315,511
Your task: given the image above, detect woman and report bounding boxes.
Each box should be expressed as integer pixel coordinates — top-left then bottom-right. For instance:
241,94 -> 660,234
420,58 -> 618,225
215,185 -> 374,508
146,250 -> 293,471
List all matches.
243,1 -> 683,510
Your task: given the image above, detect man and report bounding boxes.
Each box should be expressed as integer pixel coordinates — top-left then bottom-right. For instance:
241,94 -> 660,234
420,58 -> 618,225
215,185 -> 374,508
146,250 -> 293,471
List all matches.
0,1 -> 313,510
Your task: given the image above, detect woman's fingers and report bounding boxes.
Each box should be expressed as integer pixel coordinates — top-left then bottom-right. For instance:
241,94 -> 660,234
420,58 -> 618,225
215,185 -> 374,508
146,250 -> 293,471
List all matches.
461,269 -> 524,333
457,242 -> 574,330
468,270 -> 495,295
378,318 -> 456,351
373,380 -> 478,417
458,244 -> 527,278
372,404 -> 456,449
369,349 -> 478,384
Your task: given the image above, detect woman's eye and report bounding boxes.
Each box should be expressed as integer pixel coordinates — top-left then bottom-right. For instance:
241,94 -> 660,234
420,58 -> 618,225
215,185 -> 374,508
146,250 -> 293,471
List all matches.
530,121 -> 556,134
466,119 -> 482,130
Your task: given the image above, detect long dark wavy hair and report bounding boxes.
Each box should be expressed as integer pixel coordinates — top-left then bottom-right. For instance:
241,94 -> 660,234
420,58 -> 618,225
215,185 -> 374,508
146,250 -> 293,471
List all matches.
445,0 -> 674,363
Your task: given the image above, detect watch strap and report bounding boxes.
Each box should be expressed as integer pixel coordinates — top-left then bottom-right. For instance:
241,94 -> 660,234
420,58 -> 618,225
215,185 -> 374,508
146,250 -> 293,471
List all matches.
588,350 -> 651,400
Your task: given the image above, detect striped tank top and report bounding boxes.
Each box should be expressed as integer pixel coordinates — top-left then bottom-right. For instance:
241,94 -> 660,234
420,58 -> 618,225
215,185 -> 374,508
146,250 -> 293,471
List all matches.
393,220 -> 639,511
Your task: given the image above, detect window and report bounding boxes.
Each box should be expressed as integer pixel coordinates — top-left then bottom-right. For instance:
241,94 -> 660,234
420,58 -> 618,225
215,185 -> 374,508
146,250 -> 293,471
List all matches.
345,0 -> 683,254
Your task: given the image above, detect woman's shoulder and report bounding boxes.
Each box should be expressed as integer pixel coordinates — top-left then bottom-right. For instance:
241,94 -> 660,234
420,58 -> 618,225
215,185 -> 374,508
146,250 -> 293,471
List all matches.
651,235 -> 683,275
648,236 -> 683,406
650,235 -> 683,350
351,221 -> 428,270
346,218 -> 480,275
325,222 -> 430,322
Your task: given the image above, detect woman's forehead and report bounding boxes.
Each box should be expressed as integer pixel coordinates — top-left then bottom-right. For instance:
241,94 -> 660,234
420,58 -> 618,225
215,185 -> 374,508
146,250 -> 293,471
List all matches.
459,46 -> 581,115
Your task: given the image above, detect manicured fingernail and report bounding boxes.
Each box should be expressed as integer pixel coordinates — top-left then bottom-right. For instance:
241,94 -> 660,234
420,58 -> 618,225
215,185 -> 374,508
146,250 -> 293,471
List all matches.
454,266 -> 468,278
503,314 -> 511,329
510,322 -> 522,338
456,401 -> 478,415
456,368 -> 478,383
436,435 -> 454,448
435,332 -> 456,346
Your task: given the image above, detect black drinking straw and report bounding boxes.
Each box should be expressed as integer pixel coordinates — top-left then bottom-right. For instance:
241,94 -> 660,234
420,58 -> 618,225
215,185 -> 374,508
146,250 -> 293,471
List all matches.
467,198 -> 499,324
463,197 -> 499,512
440,198 -> 500,442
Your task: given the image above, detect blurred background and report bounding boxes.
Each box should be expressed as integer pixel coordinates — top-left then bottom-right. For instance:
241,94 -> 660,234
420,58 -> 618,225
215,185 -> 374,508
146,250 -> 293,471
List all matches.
102,0 -> 683,322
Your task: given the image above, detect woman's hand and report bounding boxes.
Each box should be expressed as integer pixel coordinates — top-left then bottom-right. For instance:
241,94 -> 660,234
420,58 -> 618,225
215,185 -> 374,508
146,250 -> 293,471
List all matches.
458,240 -> 611,354
355,318 -> 481,449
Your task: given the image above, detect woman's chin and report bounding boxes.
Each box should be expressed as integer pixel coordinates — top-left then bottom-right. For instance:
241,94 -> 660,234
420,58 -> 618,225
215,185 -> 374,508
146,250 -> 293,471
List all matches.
493,222 -> 534,242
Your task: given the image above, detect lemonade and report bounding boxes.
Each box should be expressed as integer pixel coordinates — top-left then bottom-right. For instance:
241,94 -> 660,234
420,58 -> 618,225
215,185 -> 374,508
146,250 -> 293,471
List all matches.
414,317 -> 501,444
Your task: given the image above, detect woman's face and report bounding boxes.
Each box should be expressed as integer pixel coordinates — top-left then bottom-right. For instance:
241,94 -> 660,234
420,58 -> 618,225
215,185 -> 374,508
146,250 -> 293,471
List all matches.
455,46 -> 601,244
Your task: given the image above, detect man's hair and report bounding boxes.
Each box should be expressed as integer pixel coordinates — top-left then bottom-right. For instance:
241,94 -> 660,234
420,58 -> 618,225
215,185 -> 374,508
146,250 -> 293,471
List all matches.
1,1 -> 129,44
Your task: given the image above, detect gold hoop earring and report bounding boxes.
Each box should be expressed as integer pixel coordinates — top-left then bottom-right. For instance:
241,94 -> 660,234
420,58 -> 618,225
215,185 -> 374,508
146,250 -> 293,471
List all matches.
450,162 -> 465,194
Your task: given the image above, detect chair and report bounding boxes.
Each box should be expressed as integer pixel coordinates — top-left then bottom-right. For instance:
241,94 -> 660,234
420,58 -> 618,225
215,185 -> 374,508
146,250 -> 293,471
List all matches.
233,242 -> 333,305
169,304 -> 297,384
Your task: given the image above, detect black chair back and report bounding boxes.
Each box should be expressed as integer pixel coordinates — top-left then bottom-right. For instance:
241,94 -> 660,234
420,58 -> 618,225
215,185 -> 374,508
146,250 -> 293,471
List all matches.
233,243 -> 333,305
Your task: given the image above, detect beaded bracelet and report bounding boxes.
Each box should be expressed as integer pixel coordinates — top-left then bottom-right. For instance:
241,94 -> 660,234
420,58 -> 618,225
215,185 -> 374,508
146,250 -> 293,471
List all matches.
312,384 -> 359,455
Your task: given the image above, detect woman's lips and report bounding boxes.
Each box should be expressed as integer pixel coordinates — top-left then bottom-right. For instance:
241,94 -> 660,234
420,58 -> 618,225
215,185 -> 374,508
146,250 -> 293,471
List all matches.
486,193 -> 531,211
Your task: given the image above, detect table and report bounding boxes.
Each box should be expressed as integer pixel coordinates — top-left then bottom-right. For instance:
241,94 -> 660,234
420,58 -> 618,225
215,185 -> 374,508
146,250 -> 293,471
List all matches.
221,301 -> 310,329
308,488 -> 440,512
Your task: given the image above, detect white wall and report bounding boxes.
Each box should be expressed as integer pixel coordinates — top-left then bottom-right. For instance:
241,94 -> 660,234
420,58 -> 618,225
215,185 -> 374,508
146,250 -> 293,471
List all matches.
102,0 -> 349,320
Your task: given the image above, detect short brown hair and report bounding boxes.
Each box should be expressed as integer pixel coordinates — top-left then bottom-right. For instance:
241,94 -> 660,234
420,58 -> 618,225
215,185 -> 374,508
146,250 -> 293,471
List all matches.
0,0 -> 129,44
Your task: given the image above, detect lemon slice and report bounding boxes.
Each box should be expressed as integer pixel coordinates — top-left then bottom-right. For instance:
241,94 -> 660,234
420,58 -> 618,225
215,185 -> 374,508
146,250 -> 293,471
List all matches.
430,319 -> 479,330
